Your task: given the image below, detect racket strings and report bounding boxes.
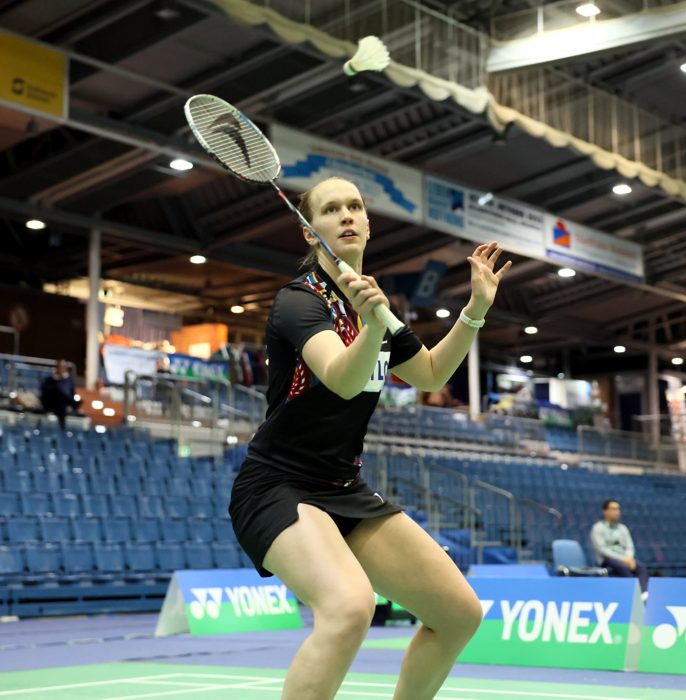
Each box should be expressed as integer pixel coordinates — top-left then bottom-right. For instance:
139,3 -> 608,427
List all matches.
188,97 -> 278,183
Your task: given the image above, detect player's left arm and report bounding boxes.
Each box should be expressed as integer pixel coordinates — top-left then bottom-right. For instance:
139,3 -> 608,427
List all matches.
392,242 -> 511,391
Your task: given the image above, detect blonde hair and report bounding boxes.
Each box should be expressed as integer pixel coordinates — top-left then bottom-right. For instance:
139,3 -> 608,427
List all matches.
297,177 -> 365,269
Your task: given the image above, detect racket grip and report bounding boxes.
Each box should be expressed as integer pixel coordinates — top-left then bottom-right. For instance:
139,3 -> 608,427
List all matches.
336,260 -> 406,336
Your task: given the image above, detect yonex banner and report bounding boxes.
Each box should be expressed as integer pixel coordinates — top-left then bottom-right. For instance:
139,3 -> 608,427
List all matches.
463,578 -> 643,671
639,578 -> 686,675
155,569 -> 302,637
272,124 -> 423,224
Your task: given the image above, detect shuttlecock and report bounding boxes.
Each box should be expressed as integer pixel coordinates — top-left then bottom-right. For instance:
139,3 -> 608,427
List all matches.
343,36 -> 390,76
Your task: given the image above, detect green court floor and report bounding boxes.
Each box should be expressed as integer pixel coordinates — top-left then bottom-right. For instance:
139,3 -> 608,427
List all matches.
2,663 -> 685,700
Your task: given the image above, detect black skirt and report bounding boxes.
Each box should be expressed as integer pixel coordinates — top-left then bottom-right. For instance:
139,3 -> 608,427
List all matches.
228,458 -> 402,577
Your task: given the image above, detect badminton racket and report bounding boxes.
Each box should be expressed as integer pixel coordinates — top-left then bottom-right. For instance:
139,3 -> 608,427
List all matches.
183,94 -> 405,335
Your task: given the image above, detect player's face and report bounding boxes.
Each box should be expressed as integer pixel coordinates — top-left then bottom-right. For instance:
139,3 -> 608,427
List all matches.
307,179 -> 369,261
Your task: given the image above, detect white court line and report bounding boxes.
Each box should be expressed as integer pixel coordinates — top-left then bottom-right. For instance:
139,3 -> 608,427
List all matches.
159,674 -> 640,700
0,674 -> 180,696
101,685 -> 237,700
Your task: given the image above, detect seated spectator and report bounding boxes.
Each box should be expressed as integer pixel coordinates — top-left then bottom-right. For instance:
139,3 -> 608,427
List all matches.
40,359 -> 81,430
590,499 -> 649,601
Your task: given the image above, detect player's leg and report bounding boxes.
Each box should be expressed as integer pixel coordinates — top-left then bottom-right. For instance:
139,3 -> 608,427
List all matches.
346,512 -> 482,700
263,503 -> 376,700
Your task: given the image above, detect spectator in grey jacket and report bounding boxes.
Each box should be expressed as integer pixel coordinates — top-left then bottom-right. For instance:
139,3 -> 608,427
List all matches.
590,499 -> 648,600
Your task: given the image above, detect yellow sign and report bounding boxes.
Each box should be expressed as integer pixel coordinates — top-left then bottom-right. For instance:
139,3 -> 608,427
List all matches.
0,30 -> 66,118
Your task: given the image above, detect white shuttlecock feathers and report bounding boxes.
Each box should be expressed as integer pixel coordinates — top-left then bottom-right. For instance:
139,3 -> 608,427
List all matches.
343,35 -> 390,76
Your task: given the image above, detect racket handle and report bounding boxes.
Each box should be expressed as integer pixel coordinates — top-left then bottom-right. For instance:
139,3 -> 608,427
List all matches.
336,260 -> 406,336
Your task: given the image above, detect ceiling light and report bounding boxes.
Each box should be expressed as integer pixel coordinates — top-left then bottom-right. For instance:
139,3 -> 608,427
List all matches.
558,267 -> 576,278
91,400 -> 104,410
612,183 -> 632,195
671,357 -> 684,366
557,372 -> 565,379
680,63 -> 686,73
576,3 -> 600,17
94,425 -> 107,434
25,219 -> 46,230
614,345 -> 626,353
189,254 -> 206,264
524,326 -> 538,335
170,158 -> 193,171
436,308 -> 450,318
103,408 -> 115,417
520,355 -> 533,363
477,192 -> 493,206
230,305 -> 245,314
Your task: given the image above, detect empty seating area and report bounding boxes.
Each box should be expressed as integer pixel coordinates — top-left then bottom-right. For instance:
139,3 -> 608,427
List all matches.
0,423 -> 250,615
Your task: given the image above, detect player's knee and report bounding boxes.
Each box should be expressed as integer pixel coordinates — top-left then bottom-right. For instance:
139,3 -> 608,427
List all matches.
434,589 -> 483,644
317,589 -> 376,640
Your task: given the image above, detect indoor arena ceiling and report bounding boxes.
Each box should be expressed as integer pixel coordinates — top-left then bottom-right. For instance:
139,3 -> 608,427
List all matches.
1,0 -> 686,378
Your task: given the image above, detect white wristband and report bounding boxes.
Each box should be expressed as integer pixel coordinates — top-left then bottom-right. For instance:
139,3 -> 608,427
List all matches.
459,310 -> 485,329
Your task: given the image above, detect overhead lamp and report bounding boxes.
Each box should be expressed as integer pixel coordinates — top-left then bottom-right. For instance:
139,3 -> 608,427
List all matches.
680,63 -> 686,73
103,408 -> 115,417
91,400 -> 104,410
189,254 -> 206,264
524,326 -> 538,335
230,305 -> 245,314
576,2 -> 600,17
520,355 -> 533,363
104,305 -> 124,327
477,192 -> 493,206
671,357 -> 684,366
612,183 -> 632,195
436,308 -> 451,318
558,267 -> 576,278
170,158 -> 193,171
614,345 -> 626,353
25,219 -> 46,230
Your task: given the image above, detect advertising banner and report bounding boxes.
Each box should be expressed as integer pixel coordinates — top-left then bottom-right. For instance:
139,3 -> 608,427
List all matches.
425,177 -> 546,259
102,345 -> 161,385
168,353 -> 228,381
155,569 -> 302,637
0,30 -> 67,118
545,215 -> 644,282
462,577 -> 643,671
639,578 -> 686,675
272,124 -> 423,223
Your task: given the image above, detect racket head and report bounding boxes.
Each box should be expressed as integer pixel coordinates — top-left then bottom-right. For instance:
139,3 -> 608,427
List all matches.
184,94 -> 281,183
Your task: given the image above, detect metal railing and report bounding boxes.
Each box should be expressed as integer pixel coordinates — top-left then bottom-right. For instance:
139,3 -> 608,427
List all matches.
122,371 -> 267,434
577,424 -> 678,466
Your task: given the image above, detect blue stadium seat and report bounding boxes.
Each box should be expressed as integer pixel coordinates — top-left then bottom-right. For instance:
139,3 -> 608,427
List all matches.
183,542 -> 213,569
189,498 -> 213,518
160,519 -> 188,543
0,545 -> 25,582
0,493 -> 19,517
61,472 -> 90,494
93,542 -> 125,574
32,471 -> 61,493
52,492 -> 80,517
81,494 -> 109,517
123,543 -> 157,575
71,516 -> 103,542
6,470 -> 32,493
212,518 -> 236,543
7,516 -> 40,543
20,492 -> 51,515
211,542 -> 242,569
137,496 -> 163,518
187,517 -> 213,542
24,543 -> 61,582
59,542 -> 95,583
164,496 -> 188,518
131,518 -> 161,542
155,542 -> 185,572
168,477 -> 192,495
109,495 -> 138,518
102,517 -> 133,543
38,516 -> 71,543
115,476 -> 142,497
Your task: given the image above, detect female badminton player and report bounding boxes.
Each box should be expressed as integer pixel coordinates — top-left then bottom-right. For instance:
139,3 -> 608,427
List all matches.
229,176 -> 512,700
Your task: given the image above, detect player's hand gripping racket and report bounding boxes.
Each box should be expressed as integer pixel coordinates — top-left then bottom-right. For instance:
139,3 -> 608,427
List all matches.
184,94 -> 405,335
